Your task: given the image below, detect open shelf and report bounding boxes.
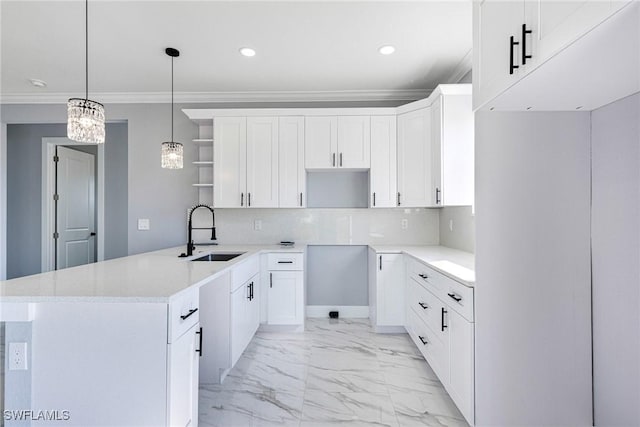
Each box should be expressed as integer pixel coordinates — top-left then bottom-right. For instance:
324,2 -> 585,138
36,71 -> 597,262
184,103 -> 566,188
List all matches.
192,183 -> 213,187
193,161 -> 214,166
193,138 -> 213,144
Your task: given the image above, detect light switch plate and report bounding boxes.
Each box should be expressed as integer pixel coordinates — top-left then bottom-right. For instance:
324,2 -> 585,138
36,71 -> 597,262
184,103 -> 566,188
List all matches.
9,342 -> 28,370
138,219 -> 150,231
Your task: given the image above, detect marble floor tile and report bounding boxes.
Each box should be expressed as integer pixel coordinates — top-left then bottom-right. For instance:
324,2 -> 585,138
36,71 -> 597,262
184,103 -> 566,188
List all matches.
199,318 -> 468,427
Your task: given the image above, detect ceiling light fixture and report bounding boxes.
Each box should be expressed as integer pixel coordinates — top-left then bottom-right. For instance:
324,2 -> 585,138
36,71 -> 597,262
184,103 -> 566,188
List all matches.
67,0 -> 105,144
29,79 -> 47,88
239,47 -> 256,57
161,47 -> 183,170
378,45 -> 395,55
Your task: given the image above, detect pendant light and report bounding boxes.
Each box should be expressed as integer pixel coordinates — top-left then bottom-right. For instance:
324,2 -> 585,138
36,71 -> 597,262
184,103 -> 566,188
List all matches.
67,0 -> 105,144
161,47 -> 184,169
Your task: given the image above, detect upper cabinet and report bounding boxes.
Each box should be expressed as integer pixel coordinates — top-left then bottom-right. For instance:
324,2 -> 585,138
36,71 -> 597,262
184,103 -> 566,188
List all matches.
370,116 -> 397,208
474,0 -> 635,110
278,117 -> 306,208
305,116 -> 370,169
397,108 -> 433,208
246,117 -> 279,208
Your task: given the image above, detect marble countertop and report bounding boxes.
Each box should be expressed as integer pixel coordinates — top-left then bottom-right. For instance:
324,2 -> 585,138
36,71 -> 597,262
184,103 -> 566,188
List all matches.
0,244 -> 305,303
369,245 -> 475,287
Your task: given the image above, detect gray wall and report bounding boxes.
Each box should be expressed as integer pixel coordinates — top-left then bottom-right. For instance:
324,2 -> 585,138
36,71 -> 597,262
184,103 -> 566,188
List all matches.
438,206 -> 474,253
5,122 -> 128,279
475,111 -> 592,425
591,93 -> 640,426
307,245 -> 368,305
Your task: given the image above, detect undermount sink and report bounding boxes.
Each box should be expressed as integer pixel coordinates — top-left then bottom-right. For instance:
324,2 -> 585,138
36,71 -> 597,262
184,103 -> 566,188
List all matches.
191,252 -> 245,262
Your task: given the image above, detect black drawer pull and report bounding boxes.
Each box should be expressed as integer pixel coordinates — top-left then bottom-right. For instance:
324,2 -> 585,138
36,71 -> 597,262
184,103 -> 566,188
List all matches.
277,260 -> 294,264
418,336 -> 428,346
195,327 -> 203,357
447,293 -> 462,302
510,35 -> 520,75
522,23 -> 532,65
180,308 -> 198,320
418,273 -> 428,280
418,302 -> 428,310
441,307 -> 448,331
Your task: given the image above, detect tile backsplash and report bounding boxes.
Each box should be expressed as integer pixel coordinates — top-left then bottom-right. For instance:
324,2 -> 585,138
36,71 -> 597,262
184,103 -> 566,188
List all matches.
192,208 -> 440,246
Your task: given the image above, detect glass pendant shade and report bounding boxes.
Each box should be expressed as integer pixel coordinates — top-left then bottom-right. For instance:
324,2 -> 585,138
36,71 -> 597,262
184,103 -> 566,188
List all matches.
161,141 -> 184,169
67,98 -> 105,144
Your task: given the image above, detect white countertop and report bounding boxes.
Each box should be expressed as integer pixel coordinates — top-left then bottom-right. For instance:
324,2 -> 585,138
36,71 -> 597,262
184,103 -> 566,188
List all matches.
369,245 -> 475,287
0,245 -> 305,303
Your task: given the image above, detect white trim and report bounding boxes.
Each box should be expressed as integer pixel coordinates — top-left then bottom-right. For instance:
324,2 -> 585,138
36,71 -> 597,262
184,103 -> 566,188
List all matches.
0,124 -> 6,280
1,89 -> 431,105
183,107 -> 400,123
373,325 -> 407,334
0,303 -> 34,322
446,49 -> 473,84
396,84 -> 472,115
305,305 -> 370,318
41,137 -> 105,273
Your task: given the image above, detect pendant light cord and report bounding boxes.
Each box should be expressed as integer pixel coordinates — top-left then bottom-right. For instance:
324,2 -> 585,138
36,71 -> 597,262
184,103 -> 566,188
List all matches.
85,0 -> 88,101
171,55 -> 174,142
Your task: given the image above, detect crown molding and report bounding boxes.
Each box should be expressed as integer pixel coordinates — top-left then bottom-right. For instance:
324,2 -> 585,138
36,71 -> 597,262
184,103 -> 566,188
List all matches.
0,89 -> 432,105
446,49 -> 472,84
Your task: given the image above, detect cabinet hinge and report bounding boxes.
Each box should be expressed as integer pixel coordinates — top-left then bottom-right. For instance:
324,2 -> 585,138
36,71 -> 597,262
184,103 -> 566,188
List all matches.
53,155 -> 59,163
53,232 -> 59,239
53,194 -> 59,201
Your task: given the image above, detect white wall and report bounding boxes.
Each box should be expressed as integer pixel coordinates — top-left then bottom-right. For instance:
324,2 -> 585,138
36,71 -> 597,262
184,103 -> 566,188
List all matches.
475,111 -> 592,425
438,206 -> 474,253
591,92 -> 640,426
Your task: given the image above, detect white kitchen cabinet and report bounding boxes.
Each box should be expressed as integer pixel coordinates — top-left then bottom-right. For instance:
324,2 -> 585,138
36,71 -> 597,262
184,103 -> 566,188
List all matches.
231,273 -> 259,366
168,323 -> 200,427
369,116 -> 397,208
305,116 -> 370,169
369,251 -> 405,330
447,307 -> 475,424
431,98 -> 443,206
213,117 -> 247,208
267,271 -> 304,325
397,108 -> 433,207
305,116 -> 338,169
279,117 -> 305,208
246,117 -> 279,208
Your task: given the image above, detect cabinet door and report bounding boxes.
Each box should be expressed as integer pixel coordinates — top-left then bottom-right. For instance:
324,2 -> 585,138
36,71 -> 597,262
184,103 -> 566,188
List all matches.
431,98 -> 443,207
376,253 -> 405,326
267,271 -> 303,325
473,0 -> 525,110
370,116 -> 397,208
337,116 -> 371,168
246,117 -> 279,208
214,117 -> 247,208
247,274 -> 260,338
305,116 -> 338,169
168,324 -> 200,427
230,284 -> 248,366
279,117 -> 305,208
397,108 -> 432,207
447,309 -> 475,425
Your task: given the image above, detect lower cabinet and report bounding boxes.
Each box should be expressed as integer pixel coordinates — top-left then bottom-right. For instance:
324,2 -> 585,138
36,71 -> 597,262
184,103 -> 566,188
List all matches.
368,250 -> 405,331
168,323 -> 200,427
231,273 -> 259,366
265,252 -> 305,326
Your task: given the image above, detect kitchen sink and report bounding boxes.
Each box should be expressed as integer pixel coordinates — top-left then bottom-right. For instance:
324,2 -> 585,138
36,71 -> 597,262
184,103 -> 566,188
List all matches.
191,252 -> 245,262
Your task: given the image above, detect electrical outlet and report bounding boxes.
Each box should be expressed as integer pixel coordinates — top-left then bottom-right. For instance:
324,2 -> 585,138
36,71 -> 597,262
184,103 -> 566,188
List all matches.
401,219 -> 408,230
254,220 -> 262,231
9,342 -> 28,370
137,219 -> 150,231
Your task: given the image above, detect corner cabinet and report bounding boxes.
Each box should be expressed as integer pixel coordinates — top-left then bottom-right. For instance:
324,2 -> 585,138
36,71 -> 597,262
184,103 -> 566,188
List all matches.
370,116 -> 397,208
397,108 -> 433,207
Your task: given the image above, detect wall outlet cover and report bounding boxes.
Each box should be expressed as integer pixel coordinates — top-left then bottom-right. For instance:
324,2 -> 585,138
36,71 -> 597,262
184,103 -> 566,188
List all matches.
137,218 -> 150,231
254,220 -> 262,231
9,342 -> 28,370
401,219 -> 408,230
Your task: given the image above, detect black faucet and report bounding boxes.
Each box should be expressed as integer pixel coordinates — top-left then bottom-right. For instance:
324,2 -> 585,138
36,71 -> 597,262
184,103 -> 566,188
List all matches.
179,204 -> 216,257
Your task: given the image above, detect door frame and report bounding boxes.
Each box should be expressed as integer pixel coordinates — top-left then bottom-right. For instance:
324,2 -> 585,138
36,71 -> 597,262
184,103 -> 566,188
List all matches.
41,137 -> 105,272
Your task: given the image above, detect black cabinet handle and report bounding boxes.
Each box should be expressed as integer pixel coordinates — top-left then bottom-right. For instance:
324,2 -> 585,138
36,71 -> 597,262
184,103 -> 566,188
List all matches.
247,282 -> 252,300
248,193 -> 251,207
332,153 -> 336,167
418,336 -> 428,346
418,273 -> 428,280
300,192 -> 303,207
397,192 -> 401,206
373,192 -> 376,207
447,292 -> 462,303
270,272 -> 273,288
278,260 -> 293,264
441,307 -> 448,331
418,302 -> 428,310
240,193 -> 244,207
522,24 -> 532,65
436,188 -> 441,205
180,308 -> 198,320
339,152 -> 343,167
510,35 -> 520,75
195,327 -> 203,357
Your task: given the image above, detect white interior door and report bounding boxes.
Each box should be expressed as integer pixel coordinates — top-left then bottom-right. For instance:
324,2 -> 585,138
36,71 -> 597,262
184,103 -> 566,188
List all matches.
56,146 -> 95,269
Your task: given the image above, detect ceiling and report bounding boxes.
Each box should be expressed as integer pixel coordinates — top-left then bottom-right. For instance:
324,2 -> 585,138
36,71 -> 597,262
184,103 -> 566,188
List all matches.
0,1 -> 472,104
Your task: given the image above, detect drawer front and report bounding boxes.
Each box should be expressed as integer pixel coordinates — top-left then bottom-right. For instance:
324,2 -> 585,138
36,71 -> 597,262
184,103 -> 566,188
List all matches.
169,287 -> 200,343
267,252 -> 304,271
406,308 -> 450,384
231,254 -> 260,291
443,277 -> 474,322
408,277 -> 442,331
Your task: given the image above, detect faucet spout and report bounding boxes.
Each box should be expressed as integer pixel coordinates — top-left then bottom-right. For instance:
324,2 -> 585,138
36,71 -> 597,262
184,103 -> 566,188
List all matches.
179,204 -> 216,257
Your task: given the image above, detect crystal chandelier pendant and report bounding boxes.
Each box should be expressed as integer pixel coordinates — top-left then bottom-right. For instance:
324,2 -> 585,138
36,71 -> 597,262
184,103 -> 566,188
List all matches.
161,141 -> 184,169
67,98 -> 105,144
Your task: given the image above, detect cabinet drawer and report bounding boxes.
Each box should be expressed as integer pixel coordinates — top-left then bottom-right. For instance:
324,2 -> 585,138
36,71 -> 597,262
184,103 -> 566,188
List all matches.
267,252 -> 304,270
406,308 -> 449,384
231,254 -> 260,291
443,278 -> 474,322
408,277 -> 442,332
169,287 -> 200,343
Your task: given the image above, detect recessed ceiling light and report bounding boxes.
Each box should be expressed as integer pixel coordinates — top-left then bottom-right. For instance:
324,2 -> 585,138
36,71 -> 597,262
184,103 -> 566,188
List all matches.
29,78 -> 47,88
239,47 -> 256,57
378,45 -> 395,55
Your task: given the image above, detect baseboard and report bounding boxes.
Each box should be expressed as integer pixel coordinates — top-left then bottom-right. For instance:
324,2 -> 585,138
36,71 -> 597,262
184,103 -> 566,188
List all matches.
305,305 -> 370,318
258,324 -> 304,333
374,325 -> 407,334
